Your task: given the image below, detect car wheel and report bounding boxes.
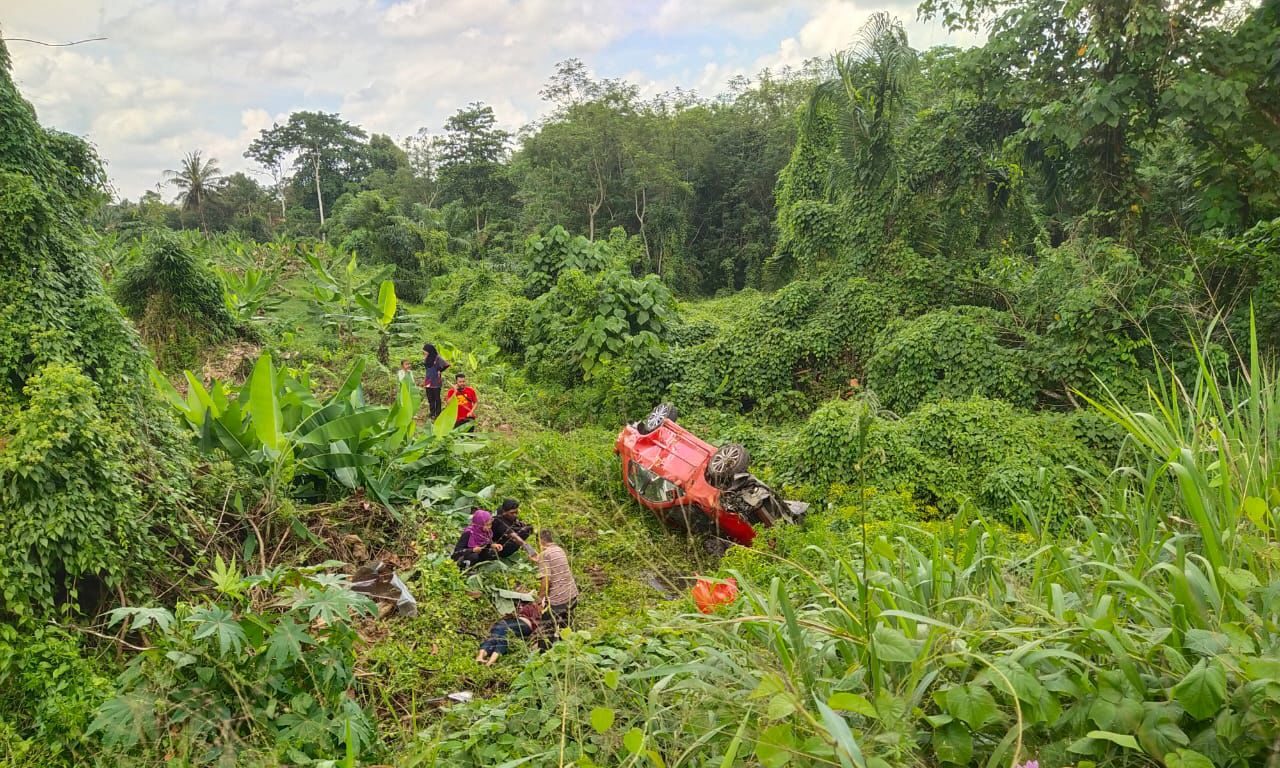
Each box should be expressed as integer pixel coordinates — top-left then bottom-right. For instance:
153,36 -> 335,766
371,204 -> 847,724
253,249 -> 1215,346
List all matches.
638,402 -> 679,435
706,442 -> 750,487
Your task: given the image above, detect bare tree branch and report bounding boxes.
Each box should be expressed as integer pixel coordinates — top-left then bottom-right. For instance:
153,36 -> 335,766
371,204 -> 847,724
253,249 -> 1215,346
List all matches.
2,36 -> 107,47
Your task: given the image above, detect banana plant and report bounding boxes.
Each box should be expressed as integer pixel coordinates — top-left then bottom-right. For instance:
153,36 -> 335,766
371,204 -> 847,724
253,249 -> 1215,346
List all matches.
214,263 -> 283,323
301,248 -> 393,340
151,352 -> 480,507
354,278 -> 398,366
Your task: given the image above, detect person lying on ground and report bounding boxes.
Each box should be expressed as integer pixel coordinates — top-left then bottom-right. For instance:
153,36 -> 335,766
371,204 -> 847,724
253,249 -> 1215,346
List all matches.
445,372 -> 478,428
475,602 -> 541,666
451,509 -> 501,570
531,529 -> 579,631
492,498 -> 536,558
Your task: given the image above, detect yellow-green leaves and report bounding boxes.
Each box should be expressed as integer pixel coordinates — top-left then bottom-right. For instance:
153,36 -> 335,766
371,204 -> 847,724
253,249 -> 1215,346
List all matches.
589,707 -> 614,734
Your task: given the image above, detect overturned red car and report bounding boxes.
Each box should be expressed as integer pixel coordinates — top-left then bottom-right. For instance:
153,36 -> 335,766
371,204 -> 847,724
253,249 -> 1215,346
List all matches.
614,403 -> 806,547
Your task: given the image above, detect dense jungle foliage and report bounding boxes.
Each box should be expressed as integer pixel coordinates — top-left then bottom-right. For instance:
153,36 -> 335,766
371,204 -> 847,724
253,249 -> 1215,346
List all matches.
2,1 -> 1280,766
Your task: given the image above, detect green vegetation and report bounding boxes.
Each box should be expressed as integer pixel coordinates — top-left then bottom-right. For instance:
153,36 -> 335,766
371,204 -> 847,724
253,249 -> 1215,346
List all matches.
2,1 -> 1280,765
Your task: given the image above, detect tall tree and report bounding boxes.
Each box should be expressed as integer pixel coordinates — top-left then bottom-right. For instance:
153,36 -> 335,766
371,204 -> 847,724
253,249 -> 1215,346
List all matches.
919,0 -> 1242,236
164,150 -> 224,234
437,103 -> 514,238
245,111 -> 369,229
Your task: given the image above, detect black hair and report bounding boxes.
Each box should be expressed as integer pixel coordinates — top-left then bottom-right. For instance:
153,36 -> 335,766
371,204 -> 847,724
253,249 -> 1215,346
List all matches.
498,498 -> 519,514
455,371 -> 467,380
538,529 -> 555,543
422,343 -> 438,363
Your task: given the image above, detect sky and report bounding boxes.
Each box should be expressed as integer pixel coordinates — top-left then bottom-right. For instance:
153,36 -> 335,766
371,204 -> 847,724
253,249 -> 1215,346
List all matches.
1,0 -> 981,199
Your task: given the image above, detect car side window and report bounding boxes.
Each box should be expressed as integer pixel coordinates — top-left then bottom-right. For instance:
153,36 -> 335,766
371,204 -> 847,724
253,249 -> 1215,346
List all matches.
627,461 -> 683,503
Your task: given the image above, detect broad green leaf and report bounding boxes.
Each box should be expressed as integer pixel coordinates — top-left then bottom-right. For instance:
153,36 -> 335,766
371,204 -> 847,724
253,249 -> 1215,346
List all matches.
433,394 -> 459,436
264,617 -> 312,668
589,706 -> 615,734
1137,704 -> 1189,757
1183,629 -> 1229,656
1166,749 -> 1215,768
376,279 -> 397,326
623,727 -> 645,755
872,625 -> 917,663
1173,659 -> 1227,719
187,606 -> 247,656
106,606 -> 174,632
296,408 -> 388,446
827,692 -> 877,718
1242,496 -> 1269,528
767,694 -> 796,720
936,684 -> 1000,730
1218,566 -> 1259,593
755,723 -> 795,768
87,692 -> 159,748
302,451 -> 381,469
247,353 -> 284,450
149,367 -> 188,414
1087,730 -> 1143,752
603,669 -> 620,690
931,720 -> 973,765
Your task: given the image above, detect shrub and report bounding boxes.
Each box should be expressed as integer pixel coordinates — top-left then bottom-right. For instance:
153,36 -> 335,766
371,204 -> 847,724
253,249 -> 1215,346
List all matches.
0,364 -> 191,617
523,224 -> 616,297
113,231 -> 237,368
0,36 -> 194,617
784,396 -> 1101,520
672,276 -> 903,416
0,624 -> 111,766
525,268 -> 676,382
866,306 -> 1033,413
90,562 -> 377,764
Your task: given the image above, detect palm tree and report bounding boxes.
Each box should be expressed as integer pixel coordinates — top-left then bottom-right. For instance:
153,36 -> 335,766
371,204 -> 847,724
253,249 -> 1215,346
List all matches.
165,150 -> 225,233
808,12 -> 918,206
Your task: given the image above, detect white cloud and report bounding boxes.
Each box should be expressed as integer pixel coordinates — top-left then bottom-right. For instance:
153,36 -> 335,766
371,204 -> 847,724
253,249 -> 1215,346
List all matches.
3,0 -> 980,199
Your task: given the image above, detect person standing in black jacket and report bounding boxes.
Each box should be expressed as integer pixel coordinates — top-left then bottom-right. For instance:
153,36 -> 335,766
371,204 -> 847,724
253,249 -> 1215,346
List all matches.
422,343 -> 450,418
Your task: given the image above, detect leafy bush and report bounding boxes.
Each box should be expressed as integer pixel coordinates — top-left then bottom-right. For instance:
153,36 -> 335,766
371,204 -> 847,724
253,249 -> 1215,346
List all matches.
113,231 -> 237,368
0,624 -> 111,766
0,40 -> 194,619
671,276 -> 902,416
525,267 -> 676,382
523,224 -> 616,297
866,307 -> 1033,413
0,363 -> 194,617
90,561 -> 376,765
784,396 -> 1101,519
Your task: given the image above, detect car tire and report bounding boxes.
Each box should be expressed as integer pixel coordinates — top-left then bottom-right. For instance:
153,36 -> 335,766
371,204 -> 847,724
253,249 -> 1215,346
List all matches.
638,402 -> 679,435
706,442 -> 750,487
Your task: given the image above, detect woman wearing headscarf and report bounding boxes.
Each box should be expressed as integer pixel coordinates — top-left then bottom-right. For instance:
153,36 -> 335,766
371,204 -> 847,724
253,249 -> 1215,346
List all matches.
451,509 -> 500,570
421,343 -> 450,419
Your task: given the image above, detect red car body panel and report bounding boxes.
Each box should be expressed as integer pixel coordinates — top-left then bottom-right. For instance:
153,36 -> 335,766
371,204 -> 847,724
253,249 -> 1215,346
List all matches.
615,419 -> 758,545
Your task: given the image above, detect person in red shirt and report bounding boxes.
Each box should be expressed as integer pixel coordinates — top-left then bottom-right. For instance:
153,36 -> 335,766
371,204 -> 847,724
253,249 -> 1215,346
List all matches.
444,372 -> 478,428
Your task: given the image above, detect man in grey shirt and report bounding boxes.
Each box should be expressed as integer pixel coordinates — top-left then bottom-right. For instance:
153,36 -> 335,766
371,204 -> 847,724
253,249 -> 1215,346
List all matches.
533,529 -> 579,630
